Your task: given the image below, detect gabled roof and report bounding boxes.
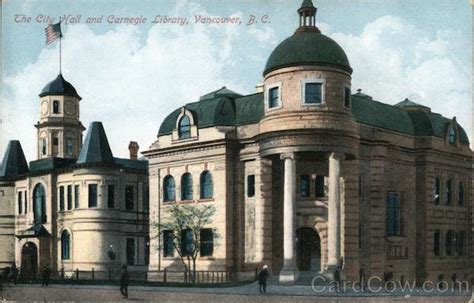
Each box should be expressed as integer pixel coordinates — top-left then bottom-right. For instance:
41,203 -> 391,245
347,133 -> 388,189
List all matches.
77,122 -> 115,165
0,140 -> 29,179
199,87 -> 242,101
395,98 -> 431,112
39,73 -> 81,99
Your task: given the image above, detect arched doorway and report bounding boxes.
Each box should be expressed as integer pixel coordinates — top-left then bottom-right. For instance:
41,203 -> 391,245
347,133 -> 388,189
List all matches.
33,183 -> 46,224
21,242 -> 38,279
296,227 -> 321,271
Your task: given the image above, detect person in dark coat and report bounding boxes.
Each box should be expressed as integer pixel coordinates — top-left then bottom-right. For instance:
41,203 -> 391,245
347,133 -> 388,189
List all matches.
10,264 -> 18,285
257,265 -> 269,294
120,265 -> 129,299
41,264 -> 51,287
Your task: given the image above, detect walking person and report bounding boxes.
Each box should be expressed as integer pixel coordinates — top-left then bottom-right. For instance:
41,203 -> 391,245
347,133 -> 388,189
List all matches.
41,264 -> 51,287
120,265 -> 129,299
257,264 -> 270,294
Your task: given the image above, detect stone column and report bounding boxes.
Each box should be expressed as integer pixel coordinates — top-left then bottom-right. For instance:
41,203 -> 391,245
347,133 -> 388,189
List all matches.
327,152 -> 341,272
279,153 -> 297,283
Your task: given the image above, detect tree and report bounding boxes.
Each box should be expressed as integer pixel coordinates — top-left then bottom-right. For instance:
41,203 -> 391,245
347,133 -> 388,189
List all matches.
154,204 -> 218,283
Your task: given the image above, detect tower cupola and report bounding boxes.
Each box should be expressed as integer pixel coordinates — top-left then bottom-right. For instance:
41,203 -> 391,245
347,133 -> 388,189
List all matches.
297,0 -> 320,33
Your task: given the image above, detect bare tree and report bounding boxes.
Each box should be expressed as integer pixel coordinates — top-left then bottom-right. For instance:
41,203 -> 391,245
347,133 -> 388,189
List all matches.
154,204 -> 218,283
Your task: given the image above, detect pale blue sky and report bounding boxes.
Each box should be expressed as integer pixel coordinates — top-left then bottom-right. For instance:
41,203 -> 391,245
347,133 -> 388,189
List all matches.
1,0 -> 472,160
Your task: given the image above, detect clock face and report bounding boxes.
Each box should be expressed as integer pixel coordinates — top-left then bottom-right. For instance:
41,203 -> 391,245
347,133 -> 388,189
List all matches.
41,100 -> 49,116
65,100 -> 76,116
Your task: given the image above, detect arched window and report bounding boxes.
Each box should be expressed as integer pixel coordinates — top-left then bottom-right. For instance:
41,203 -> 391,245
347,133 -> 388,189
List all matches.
445,230 -> 454,256
200,171 -> 213,199
61,230 -> 71,260
448,127 -> 456,145
445,179 -> 452,205
181,173 -> 193,201
434,177 -> 440,205
163,175 -> 176,202
178,115 -> 191,139
33,184 -> 46,224
458,182 -> 464,206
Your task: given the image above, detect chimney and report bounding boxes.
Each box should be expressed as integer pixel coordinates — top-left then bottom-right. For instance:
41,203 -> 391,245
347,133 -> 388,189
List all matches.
128,141 -> 139,160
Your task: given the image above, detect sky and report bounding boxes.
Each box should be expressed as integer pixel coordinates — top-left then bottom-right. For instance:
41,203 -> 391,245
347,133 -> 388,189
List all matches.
1,0 -> 472,161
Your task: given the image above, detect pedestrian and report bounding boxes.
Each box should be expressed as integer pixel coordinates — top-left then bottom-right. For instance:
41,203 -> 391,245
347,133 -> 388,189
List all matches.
120,265 -> 129,299
333,268 -> 341,292
256,264 -> 269,294
41,264 -> 51,287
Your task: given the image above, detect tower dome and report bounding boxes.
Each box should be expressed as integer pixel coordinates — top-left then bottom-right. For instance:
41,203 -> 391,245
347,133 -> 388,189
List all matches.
39,73 -> 81,99
263,0 -> 351,76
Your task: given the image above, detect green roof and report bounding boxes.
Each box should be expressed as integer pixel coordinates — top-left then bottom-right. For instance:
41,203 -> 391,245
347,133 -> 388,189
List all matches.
264,31 -> 352,76
0,140 -> 29,179
29,157 -> 76,173
39,73 -> 81,99
300,0 -> 315,9
114,158 -> 148,170
77,122 -> 115,165
199,87 -> 242,101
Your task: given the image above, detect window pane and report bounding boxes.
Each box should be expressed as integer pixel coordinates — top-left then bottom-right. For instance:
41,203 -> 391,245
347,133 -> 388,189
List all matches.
67,185 -> 72,210
66,138 -> 74,156
126,238 -> 135,265
144,186 -> 149,212
108,185 -> 115,208
61,231 -> 70,260
125,186 -> 134,210
458,182 -> 464,206
164,176 -> 175,202
315,175 -> 325,198
305,83 -> 322,104
200,171 -> 213,199
24,191 -> 28,214
434,177 -> 440,205
181,229 -> 194,256
53,101 -> 60,114
200,229 -> 214,257
178,115 -> 191,139
88,184 -> 98,208
18,192 -> 22,215
268,87 -> 279,108
386,192 -> 401,236
247,175 -> 255,198
74,185 -> 79,208
434,230 -> 440,256
59,186 -> 65,211
163,230 -> 174,257
300,175 -> 310,198
445,180 -> 451,205
181,174 -> 193,201
445,231 -> 453,256
344,87 -> 351,108
448,127 -> 456,145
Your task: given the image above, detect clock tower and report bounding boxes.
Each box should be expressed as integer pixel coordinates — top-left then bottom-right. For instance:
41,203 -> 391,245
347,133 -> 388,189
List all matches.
35,73 -> 85,159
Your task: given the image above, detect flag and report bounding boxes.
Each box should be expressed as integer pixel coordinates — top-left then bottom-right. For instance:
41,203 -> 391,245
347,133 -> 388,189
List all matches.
45,22 -> 62,45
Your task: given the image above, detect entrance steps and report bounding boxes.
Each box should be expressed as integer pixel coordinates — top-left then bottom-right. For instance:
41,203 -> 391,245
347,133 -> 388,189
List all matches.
268,271 -> 327,286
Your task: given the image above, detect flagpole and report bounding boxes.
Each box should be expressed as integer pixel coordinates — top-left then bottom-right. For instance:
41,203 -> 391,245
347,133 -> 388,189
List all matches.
59,18 -> 62,74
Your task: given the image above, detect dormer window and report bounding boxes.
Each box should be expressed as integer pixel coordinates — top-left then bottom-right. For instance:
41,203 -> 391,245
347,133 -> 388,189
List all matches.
178,115 -> 191,139
301,79 -> 324,105
53,100 -> 60,114
448,127 -> 456,145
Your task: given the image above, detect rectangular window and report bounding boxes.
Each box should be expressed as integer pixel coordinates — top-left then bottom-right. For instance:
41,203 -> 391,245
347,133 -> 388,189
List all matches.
445,179 -> 452,205
144,237 -> 150,265
163,230 -> 174,257
53,100 -> 60,114
456,231 -> 464,256
434,177 -> 440,205
42,138 -> 47,155
18,192 -> 23,215
59,186 -> 65,211
300,175 -> 310,198
126,238 -> 135,265
247,175 -> 255,198
143,186 -> 149,212
125,186 -> 134,210
268,87 -> 280,108
433,229 -> 440,256
458,182 -> 464,206
53,137 -> 59,146
315,175 -> 325,198
386,192 -> 401,236
304,82 -> 322,104
74,185 -> 80,208
344,87 -> 351,108
24,191 -> 28,214
67,185 -> 72,210
88,184 -> 98,208
180,229 -> 194,257
107,185 -> 115,208
66,137 -> 74,156
200,229 -> 214,257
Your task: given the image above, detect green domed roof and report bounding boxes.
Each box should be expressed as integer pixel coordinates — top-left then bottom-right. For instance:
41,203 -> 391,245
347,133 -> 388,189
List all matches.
39,73 -> 81,99
263,31 -> 352,76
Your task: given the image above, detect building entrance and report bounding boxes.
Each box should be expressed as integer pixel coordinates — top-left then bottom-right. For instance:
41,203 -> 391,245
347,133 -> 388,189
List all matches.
21,242 -> 38,278
296,227 -> 321,271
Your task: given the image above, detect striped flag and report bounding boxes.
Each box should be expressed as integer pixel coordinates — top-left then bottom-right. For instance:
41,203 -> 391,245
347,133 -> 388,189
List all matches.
44,22 -> 62,45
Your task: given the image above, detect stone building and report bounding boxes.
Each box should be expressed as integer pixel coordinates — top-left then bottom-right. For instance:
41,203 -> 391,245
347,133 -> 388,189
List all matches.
145,0 -> 472,284
0,74 -> 149,278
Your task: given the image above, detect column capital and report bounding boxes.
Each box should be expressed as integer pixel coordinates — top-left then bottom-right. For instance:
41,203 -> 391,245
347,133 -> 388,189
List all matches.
329,152 -> 343,160
280,152 -> 296,161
